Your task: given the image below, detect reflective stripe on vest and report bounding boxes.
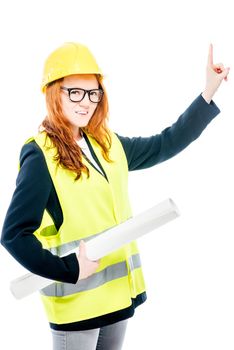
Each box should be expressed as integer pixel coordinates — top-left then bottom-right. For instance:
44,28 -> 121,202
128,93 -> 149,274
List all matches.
41,254 -> 141,297
26,131 -> 146,325
48,228 -> 111,257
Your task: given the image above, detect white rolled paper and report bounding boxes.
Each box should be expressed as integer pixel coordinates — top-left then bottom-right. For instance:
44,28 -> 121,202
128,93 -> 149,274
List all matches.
10,198 -> 179,299
86,198 -> 179,260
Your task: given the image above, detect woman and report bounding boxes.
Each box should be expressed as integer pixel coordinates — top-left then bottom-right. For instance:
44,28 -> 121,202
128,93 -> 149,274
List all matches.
0,42 -> 229,350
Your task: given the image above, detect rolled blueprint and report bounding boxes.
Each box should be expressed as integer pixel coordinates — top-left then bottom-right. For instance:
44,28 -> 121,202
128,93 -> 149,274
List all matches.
10,198 -> 179,299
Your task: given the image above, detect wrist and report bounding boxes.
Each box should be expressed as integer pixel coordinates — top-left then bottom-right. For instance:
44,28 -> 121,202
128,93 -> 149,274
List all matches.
201,90 -> 213,104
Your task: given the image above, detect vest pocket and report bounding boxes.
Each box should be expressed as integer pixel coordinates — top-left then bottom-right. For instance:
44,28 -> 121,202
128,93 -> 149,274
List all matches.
40,225 -> 58,237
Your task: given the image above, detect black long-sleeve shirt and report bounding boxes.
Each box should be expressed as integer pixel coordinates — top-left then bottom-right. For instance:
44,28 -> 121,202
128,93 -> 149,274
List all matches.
0,94 -> 220,330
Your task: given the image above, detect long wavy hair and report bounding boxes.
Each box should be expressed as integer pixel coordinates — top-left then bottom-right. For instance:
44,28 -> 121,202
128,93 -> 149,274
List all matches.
39,75 -> 112,181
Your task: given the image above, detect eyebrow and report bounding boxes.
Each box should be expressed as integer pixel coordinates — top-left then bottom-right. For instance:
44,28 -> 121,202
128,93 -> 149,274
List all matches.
63,86 -> 99,89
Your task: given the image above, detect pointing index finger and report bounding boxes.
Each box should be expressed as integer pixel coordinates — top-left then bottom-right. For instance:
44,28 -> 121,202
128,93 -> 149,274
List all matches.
208,43 -> 213,66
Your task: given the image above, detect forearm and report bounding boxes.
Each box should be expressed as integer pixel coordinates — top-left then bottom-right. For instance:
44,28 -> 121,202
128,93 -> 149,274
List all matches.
1,231 -> 79,284
0,141 -> 79,284
117,94 -> 220,170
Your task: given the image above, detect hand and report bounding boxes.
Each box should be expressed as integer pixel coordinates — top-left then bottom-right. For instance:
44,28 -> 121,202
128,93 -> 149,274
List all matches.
76,240 -> 99,280
202,44 -> 230,103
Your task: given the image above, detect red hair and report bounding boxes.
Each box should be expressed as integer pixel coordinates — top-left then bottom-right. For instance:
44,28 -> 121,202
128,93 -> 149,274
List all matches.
40,75 -> 112,180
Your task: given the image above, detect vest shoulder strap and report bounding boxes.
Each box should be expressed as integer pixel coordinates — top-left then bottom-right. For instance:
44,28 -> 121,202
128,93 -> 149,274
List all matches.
24,136 -> 35,144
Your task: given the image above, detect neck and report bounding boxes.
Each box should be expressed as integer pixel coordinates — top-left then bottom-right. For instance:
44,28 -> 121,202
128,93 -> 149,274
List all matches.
74,128 -> 83,141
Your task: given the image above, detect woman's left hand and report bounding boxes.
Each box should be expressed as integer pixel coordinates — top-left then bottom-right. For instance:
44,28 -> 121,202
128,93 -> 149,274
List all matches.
202,44 -> 230,103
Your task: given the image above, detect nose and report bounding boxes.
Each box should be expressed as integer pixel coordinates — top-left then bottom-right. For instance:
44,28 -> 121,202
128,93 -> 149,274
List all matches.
78,91 -> 90,107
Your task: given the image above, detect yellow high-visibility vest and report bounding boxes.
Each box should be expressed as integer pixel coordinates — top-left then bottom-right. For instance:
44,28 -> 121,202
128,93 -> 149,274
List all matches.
26,131 -> 145,324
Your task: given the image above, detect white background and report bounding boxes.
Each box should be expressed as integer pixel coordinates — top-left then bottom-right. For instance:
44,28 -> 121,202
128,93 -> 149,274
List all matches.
0,0 -> 234,349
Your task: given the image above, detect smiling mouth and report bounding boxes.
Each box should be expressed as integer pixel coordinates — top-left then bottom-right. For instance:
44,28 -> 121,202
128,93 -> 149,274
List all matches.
75,111 -> 88,115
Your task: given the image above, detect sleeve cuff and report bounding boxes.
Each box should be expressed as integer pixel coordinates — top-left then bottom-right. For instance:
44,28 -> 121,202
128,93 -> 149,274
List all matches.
199,93 -> 221,115
61,253 -> 80,284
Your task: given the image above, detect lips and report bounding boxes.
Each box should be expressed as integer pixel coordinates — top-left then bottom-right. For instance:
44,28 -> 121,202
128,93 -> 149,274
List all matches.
75,111 -> 88,115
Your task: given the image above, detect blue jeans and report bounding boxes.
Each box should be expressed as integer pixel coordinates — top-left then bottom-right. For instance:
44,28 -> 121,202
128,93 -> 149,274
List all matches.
51,320 -> 128,350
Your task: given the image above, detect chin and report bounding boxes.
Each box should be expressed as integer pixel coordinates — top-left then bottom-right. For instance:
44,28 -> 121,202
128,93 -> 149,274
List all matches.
80,125 -> 88,129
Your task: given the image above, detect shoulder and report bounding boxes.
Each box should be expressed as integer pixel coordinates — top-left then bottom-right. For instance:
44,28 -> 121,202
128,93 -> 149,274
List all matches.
17,139 -> 53,190
19,139 -> 47,169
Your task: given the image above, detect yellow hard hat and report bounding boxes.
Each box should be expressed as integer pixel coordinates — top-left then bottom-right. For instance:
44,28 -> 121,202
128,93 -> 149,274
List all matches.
41,42 -> 103,92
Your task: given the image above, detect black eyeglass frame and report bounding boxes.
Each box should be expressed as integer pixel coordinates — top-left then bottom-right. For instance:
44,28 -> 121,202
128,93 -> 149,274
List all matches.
60,86 -> 104,103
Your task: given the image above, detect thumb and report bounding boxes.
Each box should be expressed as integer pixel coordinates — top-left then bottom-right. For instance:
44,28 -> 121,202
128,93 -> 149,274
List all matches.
221,67 -> 230,81
79,240 -> 86,257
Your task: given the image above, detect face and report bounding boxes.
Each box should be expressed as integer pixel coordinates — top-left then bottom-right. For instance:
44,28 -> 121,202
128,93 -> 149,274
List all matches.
60,74 -> 99,140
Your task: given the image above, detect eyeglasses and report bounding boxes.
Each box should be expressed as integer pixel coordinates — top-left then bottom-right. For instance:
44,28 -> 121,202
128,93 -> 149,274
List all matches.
60,86 -> 104,103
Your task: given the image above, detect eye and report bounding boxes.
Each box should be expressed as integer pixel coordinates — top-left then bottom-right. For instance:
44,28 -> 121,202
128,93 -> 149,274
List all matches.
70,89 -> 83,96
90,91 -> 98,97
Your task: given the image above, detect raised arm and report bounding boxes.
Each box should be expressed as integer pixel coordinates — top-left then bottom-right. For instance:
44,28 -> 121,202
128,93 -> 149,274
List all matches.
117,94 -> 220,171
